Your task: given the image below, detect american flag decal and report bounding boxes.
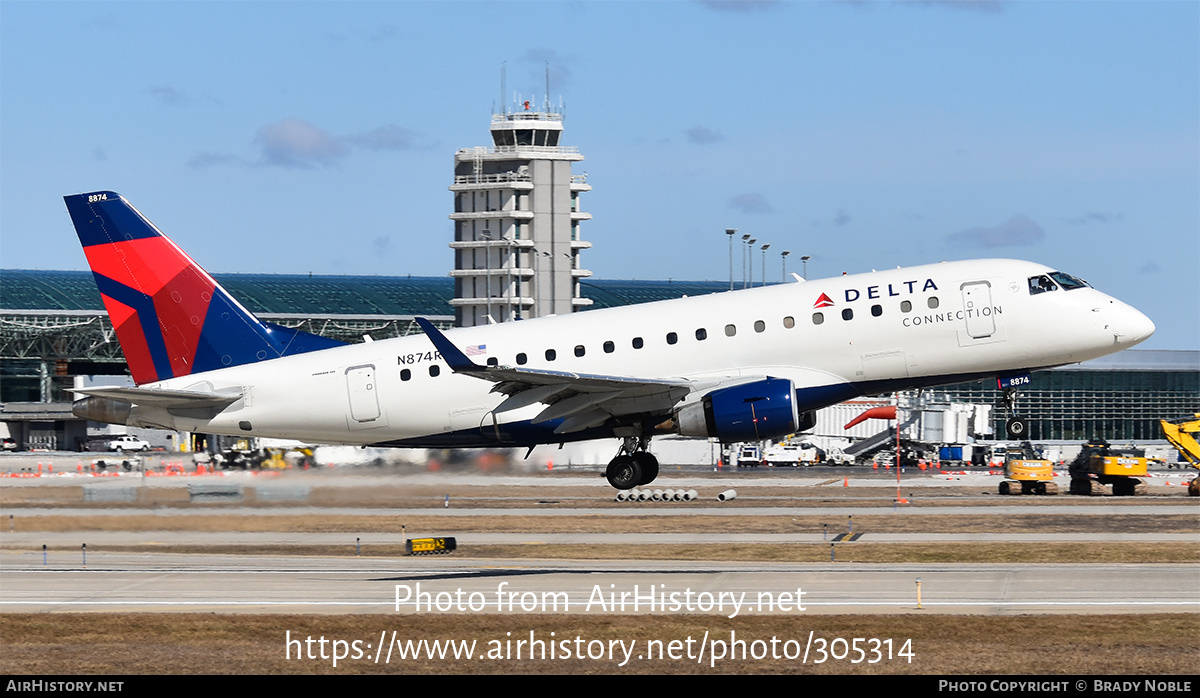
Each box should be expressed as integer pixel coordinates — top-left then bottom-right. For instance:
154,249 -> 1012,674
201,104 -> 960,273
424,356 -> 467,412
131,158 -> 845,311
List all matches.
464,344 -> 487,356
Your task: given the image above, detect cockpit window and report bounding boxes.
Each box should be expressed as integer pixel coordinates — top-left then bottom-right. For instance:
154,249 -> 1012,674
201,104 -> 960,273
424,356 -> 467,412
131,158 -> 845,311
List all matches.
1049,271 -> 1090,290
1028,275 -> 1058,295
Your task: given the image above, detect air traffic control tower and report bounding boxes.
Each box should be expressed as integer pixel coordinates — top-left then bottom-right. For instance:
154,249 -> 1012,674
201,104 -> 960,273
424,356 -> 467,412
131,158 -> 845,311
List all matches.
449,103 -> 593,327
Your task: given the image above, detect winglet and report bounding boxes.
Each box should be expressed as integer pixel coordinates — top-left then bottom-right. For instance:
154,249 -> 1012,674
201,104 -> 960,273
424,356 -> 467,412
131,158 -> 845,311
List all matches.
414,318 -> 482,372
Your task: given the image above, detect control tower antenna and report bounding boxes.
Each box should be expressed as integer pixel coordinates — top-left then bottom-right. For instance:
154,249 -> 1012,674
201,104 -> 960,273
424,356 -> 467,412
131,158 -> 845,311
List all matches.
544,60 -> 551,113
500,62 -> 507,116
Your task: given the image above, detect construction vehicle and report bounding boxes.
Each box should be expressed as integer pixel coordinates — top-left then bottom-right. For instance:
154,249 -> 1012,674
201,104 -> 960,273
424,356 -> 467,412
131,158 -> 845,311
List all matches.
192,440 -> 315,470
998,441 -> 1057,495
1160,415 -> 1200,496
1067,439 -> 1148,496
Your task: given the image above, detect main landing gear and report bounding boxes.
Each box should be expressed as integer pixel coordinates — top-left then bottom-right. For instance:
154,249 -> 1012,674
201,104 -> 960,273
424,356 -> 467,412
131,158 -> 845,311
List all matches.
605,437 -> 659,490
1001,387 -> 1029,439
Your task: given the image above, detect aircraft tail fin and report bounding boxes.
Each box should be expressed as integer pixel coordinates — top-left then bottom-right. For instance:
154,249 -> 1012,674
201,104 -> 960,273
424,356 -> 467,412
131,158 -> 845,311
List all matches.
64,191 -> 343,385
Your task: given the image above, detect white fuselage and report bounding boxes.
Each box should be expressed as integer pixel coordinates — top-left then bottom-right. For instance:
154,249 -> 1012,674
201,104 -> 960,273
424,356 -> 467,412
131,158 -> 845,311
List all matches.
124,259 -> 1154,446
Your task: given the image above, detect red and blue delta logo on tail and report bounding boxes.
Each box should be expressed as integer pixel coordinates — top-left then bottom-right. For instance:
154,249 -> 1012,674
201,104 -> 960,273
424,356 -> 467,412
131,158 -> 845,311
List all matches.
65,191 -> 343,385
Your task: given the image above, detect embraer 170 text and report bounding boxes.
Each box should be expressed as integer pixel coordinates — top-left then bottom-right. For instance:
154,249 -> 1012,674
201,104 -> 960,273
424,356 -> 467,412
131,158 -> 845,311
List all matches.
65,192 -> 1155,489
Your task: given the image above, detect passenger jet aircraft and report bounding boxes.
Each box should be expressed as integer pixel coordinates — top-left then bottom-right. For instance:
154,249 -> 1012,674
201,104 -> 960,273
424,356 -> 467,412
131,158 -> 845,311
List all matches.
65,191 -> 1155,489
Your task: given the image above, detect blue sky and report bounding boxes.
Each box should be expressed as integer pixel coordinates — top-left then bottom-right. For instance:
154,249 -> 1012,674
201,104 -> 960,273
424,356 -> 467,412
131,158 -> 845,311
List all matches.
2,1 -> 1196,350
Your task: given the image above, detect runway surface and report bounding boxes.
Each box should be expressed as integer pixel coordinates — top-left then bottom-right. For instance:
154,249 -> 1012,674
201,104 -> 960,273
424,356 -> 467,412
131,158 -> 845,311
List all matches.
2,469 -> 1197,617
3,553 -> 1197,615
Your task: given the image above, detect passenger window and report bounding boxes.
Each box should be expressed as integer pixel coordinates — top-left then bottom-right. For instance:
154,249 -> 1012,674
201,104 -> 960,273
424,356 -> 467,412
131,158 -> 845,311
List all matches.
429,365 -> 440,377
812,312 -> 824,325
725,324 -> 736,337
400,369 -> 411,381
574,345 -> 585,357
927,297 -> 939,309
516,352 -> 527,365
486,357 -> 498,367
545,349 -> 557,361
603,341 -> 615,354
754,320 -> 765,333
842,308 -> 854,321
871,304 -> 882,317
666,332 -> 678,345
1028,275 -> 1058,295
901,300 -> 912,313
783,316 -> 794,329
695,328 -> 707,341
632,337 -> 644,349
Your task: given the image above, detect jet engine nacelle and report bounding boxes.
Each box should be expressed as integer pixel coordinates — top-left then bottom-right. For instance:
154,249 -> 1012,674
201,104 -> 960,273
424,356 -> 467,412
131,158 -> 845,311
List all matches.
676,377 -> 800,443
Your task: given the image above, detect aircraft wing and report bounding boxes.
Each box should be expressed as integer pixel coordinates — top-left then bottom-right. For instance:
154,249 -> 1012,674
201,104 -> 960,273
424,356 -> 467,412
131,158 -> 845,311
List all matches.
416,318 -> 695,434
68,386 -> 242,409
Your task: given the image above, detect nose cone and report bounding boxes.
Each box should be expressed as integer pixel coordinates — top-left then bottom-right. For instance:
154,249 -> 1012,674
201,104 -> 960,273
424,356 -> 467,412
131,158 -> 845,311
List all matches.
1115,304 -> 1155,348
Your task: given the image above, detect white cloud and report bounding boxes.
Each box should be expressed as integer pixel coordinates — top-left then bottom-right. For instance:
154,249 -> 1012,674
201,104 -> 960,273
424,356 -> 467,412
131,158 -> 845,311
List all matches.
685,126 -> 724,144
947,214 -> 1046,248
697,1 -> 780,13
1066,211 -> 1124,225
347,125 -> 416,151
255,119 -> 347,169
147,86 -> 188,107
730,193 -> 773,214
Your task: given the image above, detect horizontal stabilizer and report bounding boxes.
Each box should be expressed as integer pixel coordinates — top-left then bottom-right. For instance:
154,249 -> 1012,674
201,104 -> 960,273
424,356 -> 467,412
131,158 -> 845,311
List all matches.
69,386 -> 241,409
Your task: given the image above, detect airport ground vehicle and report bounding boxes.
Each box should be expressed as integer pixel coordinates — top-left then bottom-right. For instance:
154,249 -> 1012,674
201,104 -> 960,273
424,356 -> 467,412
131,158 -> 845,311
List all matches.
1160,415 -> 1200,496
107,434 -> 150,452
735,445 -> 762,467
763,439 -> 823,466
91,455 -> 142,472
1067,439 -> 1148,496
193,444 -> 314,470
997,442 -> 1057,495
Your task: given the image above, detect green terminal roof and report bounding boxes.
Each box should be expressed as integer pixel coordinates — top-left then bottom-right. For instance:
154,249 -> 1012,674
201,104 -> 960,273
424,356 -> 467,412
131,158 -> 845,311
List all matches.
1,269 -> 729,315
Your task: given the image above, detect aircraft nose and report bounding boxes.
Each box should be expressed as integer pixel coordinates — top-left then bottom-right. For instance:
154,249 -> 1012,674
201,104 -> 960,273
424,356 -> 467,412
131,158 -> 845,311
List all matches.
1126,307 -> 1155,345
1115,304 -> 1155,347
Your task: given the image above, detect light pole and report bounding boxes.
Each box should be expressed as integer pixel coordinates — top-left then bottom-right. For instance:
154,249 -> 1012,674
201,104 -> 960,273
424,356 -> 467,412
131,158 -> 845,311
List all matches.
726,228 -> 737,291
760,243 -> 770,287
781,250 -> 791,282
747,238 -> 757,288
532,249 -> 551,318
741,234 -> 750,288
503,234 -> 517,321
801,254 -> 811,280
481,229 -> 492,325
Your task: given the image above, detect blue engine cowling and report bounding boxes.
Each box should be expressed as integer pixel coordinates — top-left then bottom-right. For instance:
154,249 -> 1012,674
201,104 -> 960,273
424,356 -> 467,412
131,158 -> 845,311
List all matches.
676,378 -> 800,443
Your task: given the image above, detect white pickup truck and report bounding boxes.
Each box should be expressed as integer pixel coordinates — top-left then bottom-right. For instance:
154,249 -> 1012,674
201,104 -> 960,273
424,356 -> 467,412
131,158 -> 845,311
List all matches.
107,434 -> 150,452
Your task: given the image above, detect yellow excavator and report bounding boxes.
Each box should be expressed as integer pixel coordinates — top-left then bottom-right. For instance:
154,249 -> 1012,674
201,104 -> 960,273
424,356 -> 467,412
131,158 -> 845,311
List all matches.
1067,439 -> 1149,496
999,441 -> 1058,495
1160,415 -> 1200,496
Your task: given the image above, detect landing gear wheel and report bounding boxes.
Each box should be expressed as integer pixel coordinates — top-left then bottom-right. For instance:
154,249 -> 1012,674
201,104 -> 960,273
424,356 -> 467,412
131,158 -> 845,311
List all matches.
1005,417 -> 1028,439
632,452 -> 659,486
605,454 -> 643,490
